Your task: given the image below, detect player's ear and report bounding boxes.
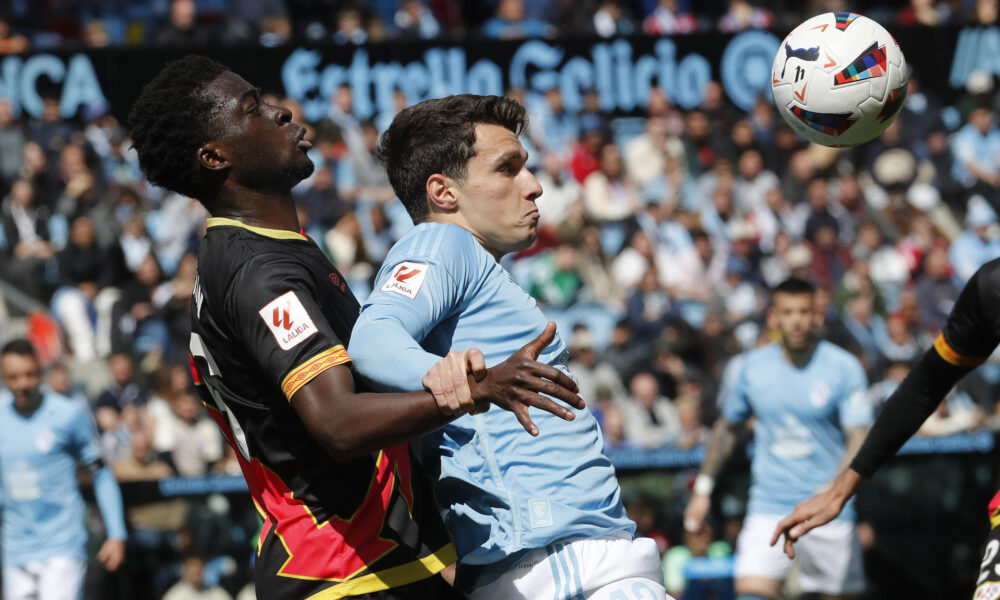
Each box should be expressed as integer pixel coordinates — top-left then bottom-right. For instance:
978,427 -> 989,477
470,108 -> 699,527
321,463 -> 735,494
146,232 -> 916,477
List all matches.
426,173 -> 458,212
198,141 -> 231,172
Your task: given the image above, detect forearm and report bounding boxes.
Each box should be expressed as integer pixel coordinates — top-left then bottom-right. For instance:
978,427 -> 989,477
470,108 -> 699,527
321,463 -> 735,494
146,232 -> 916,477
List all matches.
850,348 -> 971,477
92,467 -> 127,540
293,363 -> 454,461
699,418 -> 740,478
837,426 -> 869,475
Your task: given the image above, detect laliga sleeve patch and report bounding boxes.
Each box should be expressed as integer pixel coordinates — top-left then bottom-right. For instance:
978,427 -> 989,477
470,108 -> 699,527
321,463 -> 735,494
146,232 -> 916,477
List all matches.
381,262 -> 429,299
258,290 -> 318,350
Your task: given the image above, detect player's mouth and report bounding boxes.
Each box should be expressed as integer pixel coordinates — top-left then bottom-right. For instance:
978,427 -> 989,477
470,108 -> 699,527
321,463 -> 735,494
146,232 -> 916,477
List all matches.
527,209 -> 540,222
295,128 -> 312,150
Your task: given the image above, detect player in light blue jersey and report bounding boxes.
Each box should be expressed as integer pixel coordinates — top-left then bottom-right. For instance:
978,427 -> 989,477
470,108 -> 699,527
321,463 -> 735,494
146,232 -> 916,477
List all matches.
0,339 -> 127,600
348,95 -> 668,599
684,278 -> 872,600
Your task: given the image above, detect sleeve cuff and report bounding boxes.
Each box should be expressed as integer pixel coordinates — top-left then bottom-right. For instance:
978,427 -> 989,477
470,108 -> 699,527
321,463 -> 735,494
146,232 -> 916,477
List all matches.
933,333 -> 986,368
282,345 -> 351,400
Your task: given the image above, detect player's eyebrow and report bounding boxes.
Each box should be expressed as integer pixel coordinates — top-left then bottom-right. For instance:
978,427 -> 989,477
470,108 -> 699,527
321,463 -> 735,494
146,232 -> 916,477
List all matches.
492,149 -> 527,166
238,87 -> 263,105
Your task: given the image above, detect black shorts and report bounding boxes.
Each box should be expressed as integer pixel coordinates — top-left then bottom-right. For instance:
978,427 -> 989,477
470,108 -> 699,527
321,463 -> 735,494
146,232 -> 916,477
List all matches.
975,524 -> 1000,599
352,574 -> 468,600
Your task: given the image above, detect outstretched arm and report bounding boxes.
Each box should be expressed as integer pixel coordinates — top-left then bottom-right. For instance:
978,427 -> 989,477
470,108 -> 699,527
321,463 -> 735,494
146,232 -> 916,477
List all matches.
294,324 -> 584,461
683,417 -> 743,533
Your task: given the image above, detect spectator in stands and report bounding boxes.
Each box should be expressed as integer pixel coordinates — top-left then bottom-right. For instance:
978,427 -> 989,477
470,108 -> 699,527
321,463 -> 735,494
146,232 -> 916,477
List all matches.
155,392 -> 223,478
96,353 -> 147,412
717,0 -> 774,32
0,99 -> 24,184
534,152 -> 581,227
527,86 -> 579,155
332,7 -> 368,45
52,215 -> 117,361
0,18 -> 28,54
568,326 -> 627,403
915,244 -> 960,331
482,0 -> 553,39
163,555 -> 233,600
949,195 -> 1000,284
394,0 -> 441,39
589,1 -> 636,37
625,117 -> 672,190
643,0 -> 697,34
733,148 -> 779,213
626,267 -> 675,342
951,106 -> 1000,201
154,0 -> 209,46
600,402 -> 636,452
584,142 -> 642,224
621,371 -> 681,449
0,178 -> 54,300
675,389 -> 709,449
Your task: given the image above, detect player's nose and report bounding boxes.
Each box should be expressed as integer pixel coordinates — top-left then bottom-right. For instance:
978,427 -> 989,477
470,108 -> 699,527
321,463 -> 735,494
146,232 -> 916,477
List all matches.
524,170 -> 543,202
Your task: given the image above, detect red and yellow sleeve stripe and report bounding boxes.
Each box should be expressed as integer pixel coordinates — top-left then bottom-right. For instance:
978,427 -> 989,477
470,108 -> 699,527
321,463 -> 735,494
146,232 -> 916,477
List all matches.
281,345 -> 351,400
933,333 -> 987,368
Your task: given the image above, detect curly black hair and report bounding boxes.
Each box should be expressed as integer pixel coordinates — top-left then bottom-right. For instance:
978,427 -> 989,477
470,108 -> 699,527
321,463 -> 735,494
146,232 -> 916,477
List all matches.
128,55 -> 229,200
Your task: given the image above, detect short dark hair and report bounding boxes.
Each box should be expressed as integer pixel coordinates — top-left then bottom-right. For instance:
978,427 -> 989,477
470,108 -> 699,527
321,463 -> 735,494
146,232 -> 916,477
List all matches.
1,338 -> 37,360
376,94 -> 526,223
773,277 -> 816,297
128,55 -> 230,200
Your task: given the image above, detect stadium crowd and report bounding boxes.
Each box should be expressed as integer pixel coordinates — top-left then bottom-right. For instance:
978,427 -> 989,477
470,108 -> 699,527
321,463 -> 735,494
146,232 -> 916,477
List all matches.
0,0 -> 995,50
1,3 -> 1000,598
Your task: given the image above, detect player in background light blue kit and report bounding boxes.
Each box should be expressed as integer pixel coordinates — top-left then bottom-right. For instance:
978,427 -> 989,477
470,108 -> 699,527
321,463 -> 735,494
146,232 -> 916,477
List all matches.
348,95 -> 669,600
684,278 -> 872,600
0,339 -> 127,600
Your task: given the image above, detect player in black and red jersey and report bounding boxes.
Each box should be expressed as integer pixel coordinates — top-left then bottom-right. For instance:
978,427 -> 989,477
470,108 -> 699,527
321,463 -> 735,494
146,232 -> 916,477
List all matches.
128,56 -> 585,600
770,257 -> 1000,599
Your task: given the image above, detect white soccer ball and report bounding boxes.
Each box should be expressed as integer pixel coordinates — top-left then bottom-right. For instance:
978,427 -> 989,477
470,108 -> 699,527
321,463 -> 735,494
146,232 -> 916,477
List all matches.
771,12 -> 908,147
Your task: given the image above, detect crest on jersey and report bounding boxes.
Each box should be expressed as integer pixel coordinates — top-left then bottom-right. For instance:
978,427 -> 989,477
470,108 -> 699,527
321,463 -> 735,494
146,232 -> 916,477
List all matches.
381,262 -> 429,300
258,290 -> 317,350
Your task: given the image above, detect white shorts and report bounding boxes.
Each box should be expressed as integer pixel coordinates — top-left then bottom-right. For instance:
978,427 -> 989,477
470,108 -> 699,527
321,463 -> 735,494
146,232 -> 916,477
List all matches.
4,556 -> 86,600
735,514 -> 865,595
470,532 -> 672,600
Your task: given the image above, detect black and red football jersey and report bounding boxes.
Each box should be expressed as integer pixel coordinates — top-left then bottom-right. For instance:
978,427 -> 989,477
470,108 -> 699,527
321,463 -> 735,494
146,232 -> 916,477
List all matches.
188,217 -> 454,600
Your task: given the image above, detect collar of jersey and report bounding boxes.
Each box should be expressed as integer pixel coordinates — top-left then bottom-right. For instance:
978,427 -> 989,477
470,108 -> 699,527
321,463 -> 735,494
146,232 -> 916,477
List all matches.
205,217 -> 307,241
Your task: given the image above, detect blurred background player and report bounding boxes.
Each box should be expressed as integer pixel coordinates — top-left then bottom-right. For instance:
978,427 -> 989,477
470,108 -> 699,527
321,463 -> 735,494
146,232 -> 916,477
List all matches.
684,277 -> 872,600
772,257 -> 1000,599
0,338 -> 127,600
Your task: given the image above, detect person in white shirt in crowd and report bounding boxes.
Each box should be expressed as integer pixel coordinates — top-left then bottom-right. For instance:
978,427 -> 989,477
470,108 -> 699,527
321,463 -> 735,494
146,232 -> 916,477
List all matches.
621,371 -> 681,450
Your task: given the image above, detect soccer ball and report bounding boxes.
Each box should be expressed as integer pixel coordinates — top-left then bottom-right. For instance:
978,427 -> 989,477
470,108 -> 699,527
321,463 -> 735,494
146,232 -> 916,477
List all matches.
771,12 -> 908,147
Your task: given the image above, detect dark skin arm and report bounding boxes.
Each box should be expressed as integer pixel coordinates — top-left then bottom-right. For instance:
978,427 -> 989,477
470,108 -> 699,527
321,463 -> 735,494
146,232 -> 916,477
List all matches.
292,324 -> 584,462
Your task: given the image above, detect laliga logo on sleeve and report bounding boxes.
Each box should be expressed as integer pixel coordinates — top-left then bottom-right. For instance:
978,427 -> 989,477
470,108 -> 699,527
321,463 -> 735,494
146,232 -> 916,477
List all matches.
381,262 -> 429,299
259,290 -> 317,350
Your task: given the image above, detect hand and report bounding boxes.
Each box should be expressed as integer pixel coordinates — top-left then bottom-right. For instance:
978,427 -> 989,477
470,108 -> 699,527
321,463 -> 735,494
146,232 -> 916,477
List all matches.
769,470 -> 861,558
471,322 -> 585,436
97,538 -> 126,572
683,493 -> 711,534
424,349 -> 488,416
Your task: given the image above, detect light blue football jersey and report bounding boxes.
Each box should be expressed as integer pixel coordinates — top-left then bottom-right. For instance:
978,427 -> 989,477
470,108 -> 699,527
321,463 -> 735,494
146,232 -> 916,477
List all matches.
721,341 -> 872,521
349,222 -> 633,589
0,391 -> 127,567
